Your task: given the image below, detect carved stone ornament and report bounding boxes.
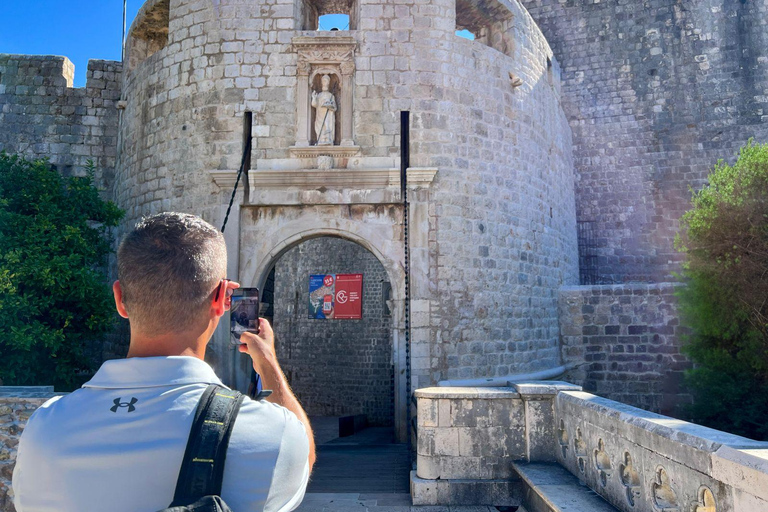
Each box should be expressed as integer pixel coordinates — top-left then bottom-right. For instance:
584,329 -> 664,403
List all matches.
299,48 -> 354,64
312,74 -> 336,145
652,467 -> 680,512
620,452 -> 642,507
297,59 -> 311,76
593,438 -> 612,487
574,428 -> 587,474
340,61 -> 355,75
692,486 -> 716,512
557,419 -> 569,459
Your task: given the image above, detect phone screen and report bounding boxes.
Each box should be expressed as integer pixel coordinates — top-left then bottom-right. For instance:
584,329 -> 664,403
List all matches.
230,287 -> 260,345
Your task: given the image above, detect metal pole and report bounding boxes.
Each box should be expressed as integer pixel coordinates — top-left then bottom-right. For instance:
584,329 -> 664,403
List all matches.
122,0 -> 127,62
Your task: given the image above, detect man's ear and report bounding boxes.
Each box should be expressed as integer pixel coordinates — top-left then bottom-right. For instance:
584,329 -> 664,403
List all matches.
212,280 -> 227,318
113,281 -> 129,319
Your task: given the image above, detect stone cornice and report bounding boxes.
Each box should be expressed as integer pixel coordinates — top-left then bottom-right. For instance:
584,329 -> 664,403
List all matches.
292,36 -> 357,50
288,145 -> 361,158
209,167 -> 438,190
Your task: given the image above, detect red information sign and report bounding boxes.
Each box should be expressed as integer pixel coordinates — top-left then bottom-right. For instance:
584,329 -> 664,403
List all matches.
334,273 -> 363,319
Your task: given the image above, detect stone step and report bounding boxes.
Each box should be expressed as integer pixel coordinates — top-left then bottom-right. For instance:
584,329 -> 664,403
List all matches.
410,471 -> 521,507
513,462 -> 618,512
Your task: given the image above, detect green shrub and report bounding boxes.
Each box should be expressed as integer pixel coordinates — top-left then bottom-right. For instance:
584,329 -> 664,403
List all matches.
0,153 -> 123,390
676,140 -> 768,440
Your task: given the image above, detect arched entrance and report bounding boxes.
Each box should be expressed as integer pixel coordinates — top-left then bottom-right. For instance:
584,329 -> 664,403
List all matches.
235,206 -> 409,443
240,231 -> 411,493
263,236 -> 395,427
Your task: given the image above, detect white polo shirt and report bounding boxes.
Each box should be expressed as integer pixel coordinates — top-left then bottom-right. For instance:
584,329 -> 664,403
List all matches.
12,356 -> 310,512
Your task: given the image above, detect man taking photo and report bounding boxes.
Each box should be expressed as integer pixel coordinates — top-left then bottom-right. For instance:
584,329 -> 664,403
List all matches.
12,212 -> 315,511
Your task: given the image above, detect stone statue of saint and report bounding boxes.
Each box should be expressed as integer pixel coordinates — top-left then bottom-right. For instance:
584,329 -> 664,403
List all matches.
311,74 -> 337,146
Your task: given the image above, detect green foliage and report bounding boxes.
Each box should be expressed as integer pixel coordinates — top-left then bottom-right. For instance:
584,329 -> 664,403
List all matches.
0,153 -> 123,390
676,140 -> 768,440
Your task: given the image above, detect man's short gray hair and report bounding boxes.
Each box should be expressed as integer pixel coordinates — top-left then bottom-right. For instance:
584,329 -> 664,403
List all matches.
117,212 -> 227,334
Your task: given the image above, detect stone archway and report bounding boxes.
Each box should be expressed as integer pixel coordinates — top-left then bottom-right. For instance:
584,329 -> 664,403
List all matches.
265,236 -> 394,427
236,207 -> 408,441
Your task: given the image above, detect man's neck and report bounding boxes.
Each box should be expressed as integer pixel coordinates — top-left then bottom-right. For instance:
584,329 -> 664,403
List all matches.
126,331 -> 211,360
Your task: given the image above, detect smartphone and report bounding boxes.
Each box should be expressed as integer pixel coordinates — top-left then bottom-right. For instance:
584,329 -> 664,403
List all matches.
230,287 -> 260,345
255,390 -> 273,401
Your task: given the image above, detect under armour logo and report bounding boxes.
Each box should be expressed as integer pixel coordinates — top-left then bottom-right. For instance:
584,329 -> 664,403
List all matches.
110,397 -> 138,413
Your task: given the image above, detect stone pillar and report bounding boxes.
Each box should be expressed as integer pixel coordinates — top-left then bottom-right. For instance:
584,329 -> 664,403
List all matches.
340,61 -> 355,146
295,60 -> 311,147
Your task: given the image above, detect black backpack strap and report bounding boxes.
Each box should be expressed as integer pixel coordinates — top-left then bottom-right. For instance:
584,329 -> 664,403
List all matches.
170,384 -> 244,505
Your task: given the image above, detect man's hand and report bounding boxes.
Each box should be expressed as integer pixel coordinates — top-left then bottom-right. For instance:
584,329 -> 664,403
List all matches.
237,318 -> 316,469
237,318 -> 276,374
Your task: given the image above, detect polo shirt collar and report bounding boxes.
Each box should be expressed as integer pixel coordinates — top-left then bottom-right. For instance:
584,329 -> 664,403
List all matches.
82,356 -> 224,389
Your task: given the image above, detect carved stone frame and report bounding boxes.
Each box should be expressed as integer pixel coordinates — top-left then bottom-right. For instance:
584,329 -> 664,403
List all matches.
293,36 -> 356,148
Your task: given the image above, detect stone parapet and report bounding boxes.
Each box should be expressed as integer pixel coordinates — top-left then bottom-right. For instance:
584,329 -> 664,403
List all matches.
555,391 -> 768,512
412,383 -> 768,511
413,383 -> 580,506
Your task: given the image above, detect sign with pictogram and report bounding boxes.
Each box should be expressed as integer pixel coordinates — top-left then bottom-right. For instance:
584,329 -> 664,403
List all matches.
308,273 -> 362,319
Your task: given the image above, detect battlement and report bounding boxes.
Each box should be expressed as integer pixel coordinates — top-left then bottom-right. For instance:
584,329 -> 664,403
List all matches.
0,54 -> 123,192
0,54 -> 74,89
0,54 -> 121,92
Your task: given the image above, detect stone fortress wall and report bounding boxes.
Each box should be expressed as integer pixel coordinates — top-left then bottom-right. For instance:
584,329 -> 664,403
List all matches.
520,0 -> 768,284
559,283 -> 687,417
0,55 -> 122,193
516,0 -> 768,412
115,0 -> 578,432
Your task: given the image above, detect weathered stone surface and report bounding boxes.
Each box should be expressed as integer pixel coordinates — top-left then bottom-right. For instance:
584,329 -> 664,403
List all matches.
410,471 -> 521,507
514,462 -> 618,512
558,283 -> 689,415
521,0 -> 768,284
0,56 -> 122,195
555,390 -> 768,512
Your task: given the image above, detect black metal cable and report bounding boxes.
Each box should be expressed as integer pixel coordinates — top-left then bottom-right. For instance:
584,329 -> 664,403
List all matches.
221,135 -> 252,233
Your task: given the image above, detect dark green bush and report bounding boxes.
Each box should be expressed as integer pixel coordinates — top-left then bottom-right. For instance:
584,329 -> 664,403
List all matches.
0,153 -> 123,390
676,140 -> 768,440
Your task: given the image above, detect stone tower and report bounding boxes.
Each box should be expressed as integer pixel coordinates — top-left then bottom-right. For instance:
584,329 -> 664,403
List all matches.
117,0 -> 577,438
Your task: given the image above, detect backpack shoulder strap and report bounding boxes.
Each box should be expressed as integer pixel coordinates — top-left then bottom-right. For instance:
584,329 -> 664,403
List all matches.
170,384 -> 245,506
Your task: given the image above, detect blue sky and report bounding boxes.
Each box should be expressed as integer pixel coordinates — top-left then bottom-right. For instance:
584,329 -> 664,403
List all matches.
0,1 -> 143,87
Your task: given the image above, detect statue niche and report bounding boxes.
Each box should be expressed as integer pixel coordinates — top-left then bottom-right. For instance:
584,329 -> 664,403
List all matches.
310,74 -> 340,146
291,36 -> 357,155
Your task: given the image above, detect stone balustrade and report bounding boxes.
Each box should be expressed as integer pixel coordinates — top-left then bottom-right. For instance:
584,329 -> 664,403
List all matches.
412,383 -> 768,511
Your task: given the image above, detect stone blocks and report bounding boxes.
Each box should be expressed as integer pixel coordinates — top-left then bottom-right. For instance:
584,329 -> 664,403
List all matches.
521,0 -> 768,283
412,384 -> 580,507
272,237 -> 394,426
413,383 -> 768,511
415,387 -> 526,482
558,283 -> 689,415
0,56 -> 122,194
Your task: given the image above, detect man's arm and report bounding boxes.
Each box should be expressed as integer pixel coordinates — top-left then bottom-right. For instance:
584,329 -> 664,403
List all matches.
238,319 -> 316,470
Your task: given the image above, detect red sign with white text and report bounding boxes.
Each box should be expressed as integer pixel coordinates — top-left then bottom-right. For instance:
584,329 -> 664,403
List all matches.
334,273 -> 363,319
